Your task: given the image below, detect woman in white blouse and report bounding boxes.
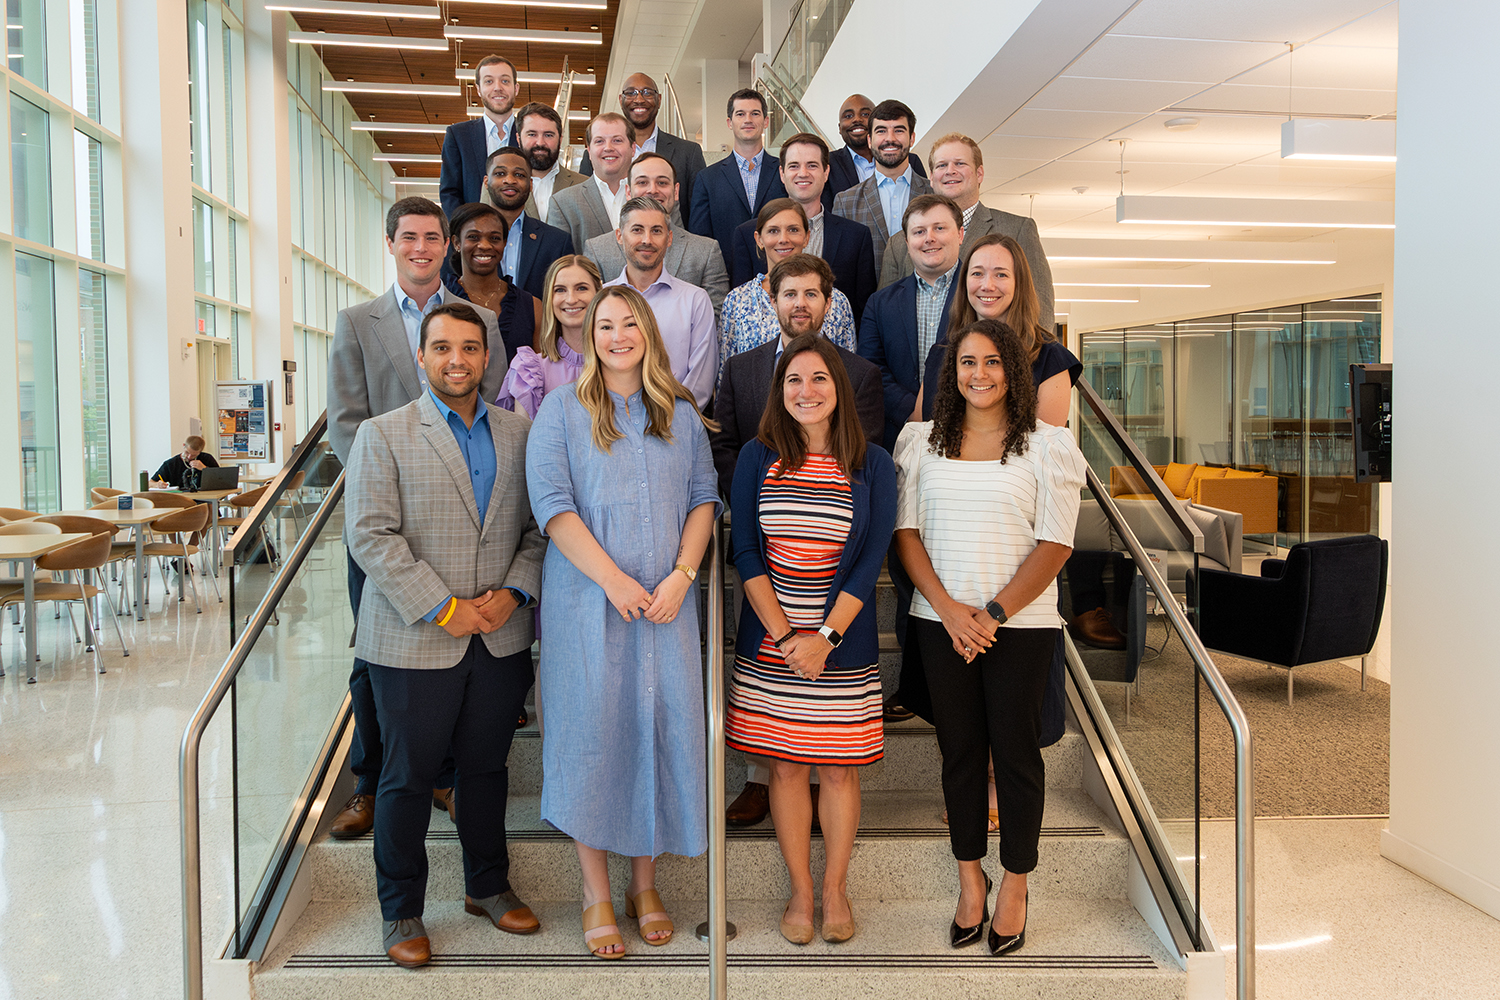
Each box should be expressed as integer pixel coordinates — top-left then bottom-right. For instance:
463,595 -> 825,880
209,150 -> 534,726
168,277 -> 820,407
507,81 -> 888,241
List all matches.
892,319 -> 1086,956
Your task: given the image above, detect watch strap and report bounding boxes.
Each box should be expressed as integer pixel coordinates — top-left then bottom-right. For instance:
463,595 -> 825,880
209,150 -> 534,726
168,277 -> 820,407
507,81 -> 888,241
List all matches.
817,624 -> 843,648
985,600 -> 1008,625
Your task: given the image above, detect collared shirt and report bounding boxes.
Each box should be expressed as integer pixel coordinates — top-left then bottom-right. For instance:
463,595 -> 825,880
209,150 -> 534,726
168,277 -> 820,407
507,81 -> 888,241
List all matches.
962,201 -> 981,228
396,283 -> 445,392
877,166 -> 914,239
501,212 -> 525,283
851,150 -> 877,184
733,148 -> 765,210
604,268 -> 718,409
804,206 -> 826,257
532,164 -> 560,220
915,263 -> 958,381
633,125 -> 659,157
717,274 -> 857,384
594,173 -> 630,229
485,113 -> 514,156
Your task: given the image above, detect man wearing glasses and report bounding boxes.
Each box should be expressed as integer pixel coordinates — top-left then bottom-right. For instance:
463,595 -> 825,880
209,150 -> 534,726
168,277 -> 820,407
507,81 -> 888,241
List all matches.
580,72 -> 706,230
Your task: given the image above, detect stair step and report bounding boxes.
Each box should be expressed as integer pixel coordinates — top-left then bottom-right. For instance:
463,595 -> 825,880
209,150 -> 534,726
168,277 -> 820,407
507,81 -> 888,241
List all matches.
311,789 -> 1126,904
255,897 -> 1183,1000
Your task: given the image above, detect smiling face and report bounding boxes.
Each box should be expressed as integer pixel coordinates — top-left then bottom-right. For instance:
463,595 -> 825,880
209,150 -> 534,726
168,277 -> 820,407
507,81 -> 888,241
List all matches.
588,118 -> 633,183
484,152 -> 532,212
456,214 -> 506,278
617,206 -> 672,273
629,156 -> 679,215
773,272 -> 829,340
551,264 -> 599,336
782,349 -> 837,437
870,115 -> 913,169
779,141 -> 829,209
930,140 -> 984,208
419,314 -> 489,405
966,243 -> 1016,322
905,205 -> 964,281
619,73 -> 661,133
591,293 -> 647,380
754,209 -> 808,265
386,212 -> 447,289
955,332 -> 1008,412
727,97 -> 767,147
838,94 -> 873,151
477,60 -> 517,119
517,113 -> 561,173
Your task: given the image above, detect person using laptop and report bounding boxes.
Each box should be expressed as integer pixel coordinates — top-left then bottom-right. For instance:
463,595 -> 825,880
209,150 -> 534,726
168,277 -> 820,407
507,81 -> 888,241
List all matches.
151,435 -> 220,489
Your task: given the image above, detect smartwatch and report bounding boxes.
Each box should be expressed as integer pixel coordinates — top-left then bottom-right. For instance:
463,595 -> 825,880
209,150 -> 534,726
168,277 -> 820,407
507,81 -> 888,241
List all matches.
817,624 -> 844,648
985,600 -> 1008,626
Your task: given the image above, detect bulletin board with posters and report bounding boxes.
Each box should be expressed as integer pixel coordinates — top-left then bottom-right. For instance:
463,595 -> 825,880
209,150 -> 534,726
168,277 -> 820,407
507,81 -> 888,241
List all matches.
214,380 -> 275,462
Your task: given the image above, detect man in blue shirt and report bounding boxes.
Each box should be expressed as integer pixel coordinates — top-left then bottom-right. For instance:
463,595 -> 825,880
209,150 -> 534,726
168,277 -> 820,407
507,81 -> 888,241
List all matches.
689,88 -> 788,269
832,99 -> 933,271
346,302 -> 545,968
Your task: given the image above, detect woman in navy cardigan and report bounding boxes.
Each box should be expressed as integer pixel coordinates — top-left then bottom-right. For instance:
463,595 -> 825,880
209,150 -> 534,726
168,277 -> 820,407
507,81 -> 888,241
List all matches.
724,334 -> 897,947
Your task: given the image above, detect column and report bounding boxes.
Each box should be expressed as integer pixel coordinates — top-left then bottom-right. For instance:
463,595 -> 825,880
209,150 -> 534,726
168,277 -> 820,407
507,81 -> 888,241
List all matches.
699,58 -> 740,155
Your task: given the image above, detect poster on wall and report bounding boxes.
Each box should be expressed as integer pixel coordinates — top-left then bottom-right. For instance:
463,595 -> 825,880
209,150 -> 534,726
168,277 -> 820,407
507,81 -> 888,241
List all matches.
214,380 -> 275,462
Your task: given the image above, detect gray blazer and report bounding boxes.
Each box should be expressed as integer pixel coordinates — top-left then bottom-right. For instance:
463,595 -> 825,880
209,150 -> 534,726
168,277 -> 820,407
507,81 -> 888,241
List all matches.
347,393 -> 545,668
879,203 -> 1056,327
525,164 -> 586,219
831,172 -> 934,275
327,285 -> 504,464
584,225 -> 730,324
545,180 -> 614,261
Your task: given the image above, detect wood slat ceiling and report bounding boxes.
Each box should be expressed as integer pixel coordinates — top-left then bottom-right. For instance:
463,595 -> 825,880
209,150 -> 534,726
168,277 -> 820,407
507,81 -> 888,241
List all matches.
290,0 -> 622,176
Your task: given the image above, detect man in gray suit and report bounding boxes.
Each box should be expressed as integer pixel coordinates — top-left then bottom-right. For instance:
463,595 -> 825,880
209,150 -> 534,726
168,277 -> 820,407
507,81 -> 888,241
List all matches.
579,72 -> 708,230
831,99 -> 933,269
585,151 -> 729,323
347,302 -> 545,969
326,196 -> 505,840
546,112 -> 633,256
879,133 -> 1055,327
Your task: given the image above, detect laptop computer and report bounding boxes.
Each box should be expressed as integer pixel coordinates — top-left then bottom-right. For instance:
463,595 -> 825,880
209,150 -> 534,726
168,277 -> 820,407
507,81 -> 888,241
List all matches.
198,466 -> 241,490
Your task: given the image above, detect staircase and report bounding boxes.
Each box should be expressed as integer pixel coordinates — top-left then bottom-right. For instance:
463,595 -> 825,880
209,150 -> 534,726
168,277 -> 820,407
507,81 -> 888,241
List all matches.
250,575 -> 1189,999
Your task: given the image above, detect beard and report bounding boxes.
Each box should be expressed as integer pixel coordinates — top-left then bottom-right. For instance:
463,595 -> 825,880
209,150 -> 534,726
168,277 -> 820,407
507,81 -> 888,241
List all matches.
487,182 -> 529,212
526,143 -> 560,173
841,126 -> 868,152
874,142 -> 907,169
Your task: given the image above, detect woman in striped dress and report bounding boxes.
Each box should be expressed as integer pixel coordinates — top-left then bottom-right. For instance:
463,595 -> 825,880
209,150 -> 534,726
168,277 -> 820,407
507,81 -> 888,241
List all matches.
725,334 -> 897,946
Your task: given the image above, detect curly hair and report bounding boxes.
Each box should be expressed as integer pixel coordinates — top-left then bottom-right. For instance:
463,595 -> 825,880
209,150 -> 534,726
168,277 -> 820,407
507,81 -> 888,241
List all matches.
927,320 -> 1037,462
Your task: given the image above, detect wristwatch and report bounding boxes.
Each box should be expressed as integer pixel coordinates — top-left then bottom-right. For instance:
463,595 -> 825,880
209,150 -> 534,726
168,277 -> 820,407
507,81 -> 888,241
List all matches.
817,624 -> 844,648
985,600 -> 1008,626
675,562 -> 698,582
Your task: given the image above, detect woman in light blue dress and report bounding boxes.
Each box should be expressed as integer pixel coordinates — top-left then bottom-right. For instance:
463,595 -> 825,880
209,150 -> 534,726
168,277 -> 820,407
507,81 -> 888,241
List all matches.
526,284 -> 721,960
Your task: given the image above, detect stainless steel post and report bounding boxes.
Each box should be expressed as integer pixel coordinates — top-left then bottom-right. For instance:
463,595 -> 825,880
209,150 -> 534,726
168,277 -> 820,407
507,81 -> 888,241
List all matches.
696,518 -> 735,996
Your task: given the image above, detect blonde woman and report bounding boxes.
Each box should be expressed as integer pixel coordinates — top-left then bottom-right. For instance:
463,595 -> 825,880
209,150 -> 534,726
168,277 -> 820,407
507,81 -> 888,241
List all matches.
496,255 -> 603,418
525,285 -> 722,959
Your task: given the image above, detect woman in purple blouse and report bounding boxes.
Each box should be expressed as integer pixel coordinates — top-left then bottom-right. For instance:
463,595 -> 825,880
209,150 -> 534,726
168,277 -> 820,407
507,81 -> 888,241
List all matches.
497,255 -> 603,418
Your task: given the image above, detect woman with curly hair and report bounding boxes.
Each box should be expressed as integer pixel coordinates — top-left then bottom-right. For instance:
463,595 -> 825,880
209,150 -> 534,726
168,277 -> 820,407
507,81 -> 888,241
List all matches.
892,320 -> 1086,955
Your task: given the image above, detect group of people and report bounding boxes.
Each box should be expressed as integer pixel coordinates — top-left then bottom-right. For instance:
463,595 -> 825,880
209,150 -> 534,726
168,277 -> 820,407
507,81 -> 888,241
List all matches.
326,60 -> 1089,971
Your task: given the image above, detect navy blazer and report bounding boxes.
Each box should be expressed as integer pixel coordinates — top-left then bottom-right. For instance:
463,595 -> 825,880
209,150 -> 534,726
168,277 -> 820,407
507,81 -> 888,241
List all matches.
730,437 -> 897,667
512,215 -> 575,302
728,211 -> 877,317
689,151 -> 788,272
826,147 -> 928,206
439,117 -> 516,219
857,273 -> 960,450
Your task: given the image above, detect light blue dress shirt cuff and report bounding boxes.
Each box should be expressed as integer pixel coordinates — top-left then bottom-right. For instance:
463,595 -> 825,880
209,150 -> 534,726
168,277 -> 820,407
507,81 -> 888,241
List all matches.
423,595 -> 455,623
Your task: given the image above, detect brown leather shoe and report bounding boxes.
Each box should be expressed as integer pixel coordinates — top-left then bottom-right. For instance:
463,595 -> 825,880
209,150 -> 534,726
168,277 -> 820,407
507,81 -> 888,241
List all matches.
881,693 -> 915,722
466,890 -> 541,935
383,918 -> 430,968
725,781 -> 770,826
1071,607 -> 1126,650
329,793 -> 374,840
432,787 -> 457,823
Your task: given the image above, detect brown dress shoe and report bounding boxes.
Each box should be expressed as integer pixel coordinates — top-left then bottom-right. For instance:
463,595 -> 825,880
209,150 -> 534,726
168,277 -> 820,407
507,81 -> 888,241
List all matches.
329,793 -> 374,840
466,890 -> 541,935
1070,607 -> 1126,650
383,918 -> 430,968
432,787 -> 457,823
725,781 -> 770,826
881,693 -> 915,722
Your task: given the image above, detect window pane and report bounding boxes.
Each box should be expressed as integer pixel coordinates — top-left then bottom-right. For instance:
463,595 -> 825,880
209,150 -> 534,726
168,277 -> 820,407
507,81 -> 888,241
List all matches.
74,129 -> 103,259
7,0 -> 47,89
1174,316 -> 1233,467
1235,305 -> 1303,544
69,0 -> 100,120
196,299 -> 216,339
194,198 -> 214,295
10,94 -> 53,246
188,0 -> 211,187
1123,323 -> 1174,464
79,270 -> 110,493
1303,295 -> 1382,537
17,253 -> 60,512
223,23 -> 236,204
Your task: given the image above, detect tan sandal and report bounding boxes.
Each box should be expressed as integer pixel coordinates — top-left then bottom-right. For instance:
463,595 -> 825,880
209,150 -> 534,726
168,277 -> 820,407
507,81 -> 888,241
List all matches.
582,900 -> 626,959
625,889 -> 674,945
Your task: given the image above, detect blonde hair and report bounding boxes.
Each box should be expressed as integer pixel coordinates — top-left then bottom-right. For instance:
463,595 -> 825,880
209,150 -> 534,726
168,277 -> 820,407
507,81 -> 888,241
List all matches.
538,255 -> 603,363
574,285 -> 716,452
927,132 -> 983,171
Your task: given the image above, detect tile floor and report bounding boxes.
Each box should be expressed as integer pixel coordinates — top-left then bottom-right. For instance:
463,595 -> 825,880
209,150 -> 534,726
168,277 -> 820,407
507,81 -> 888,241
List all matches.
1,563 -> 1497,999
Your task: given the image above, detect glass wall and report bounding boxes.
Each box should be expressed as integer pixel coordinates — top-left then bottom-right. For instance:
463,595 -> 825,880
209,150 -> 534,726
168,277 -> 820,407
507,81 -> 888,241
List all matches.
7,0 -> 47,89
17,253 -> 60,511
1079,295 -> 1382,545
79,269 -> 109,493
11,93 -> 52,244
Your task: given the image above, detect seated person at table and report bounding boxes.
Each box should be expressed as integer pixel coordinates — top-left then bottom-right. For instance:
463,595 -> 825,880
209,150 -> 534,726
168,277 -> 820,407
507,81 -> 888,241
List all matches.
152,436 -> 219,488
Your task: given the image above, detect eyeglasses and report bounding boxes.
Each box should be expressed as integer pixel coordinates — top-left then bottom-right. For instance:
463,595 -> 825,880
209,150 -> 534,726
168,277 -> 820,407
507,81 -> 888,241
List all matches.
621,88 -> 659,99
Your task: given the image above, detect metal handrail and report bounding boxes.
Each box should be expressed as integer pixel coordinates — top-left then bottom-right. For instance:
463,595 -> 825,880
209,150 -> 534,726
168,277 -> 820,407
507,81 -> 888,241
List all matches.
1083,466 -> 1255,1000
660,73 -> 686,141
701,517 -> 729,998
180,471 -> 346,1000
753,60 -> 830,147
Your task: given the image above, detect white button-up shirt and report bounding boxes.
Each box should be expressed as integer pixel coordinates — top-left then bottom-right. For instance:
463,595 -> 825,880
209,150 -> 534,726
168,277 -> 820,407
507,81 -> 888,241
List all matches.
594,174 -> 630,230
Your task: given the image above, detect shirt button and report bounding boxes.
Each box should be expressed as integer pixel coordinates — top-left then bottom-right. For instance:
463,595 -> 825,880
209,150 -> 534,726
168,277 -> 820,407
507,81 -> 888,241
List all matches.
640,482 -> 646,488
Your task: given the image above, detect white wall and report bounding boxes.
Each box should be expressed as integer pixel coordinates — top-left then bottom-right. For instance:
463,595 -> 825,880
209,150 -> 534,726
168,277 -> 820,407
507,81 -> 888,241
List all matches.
1380,1 -> 1500,921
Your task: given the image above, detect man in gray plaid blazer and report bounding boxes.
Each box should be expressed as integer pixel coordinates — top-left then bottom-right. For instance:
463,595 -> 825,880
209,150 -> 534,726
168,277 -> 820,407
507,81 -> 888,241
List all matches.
347,302 -> 545,969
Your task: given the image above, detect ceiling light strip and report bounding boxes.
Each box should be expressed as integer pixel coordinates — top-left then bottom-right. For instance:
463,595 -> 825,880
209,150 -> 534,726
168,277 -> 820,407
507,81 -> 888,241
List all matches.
1045,238 -> 1337,265
1055,282 -> 1209,289
289,31 -> 448,51
374,153 -> 443,163
457,70 -> 596,85
265,0 -> 440,18
353,121 -> 448,133
1281,119 -> 1396,162
390,178 -> 440,186
324,81 -> 461,97
445,0 -> 606,8
1117,196 -> 1393,230
443,25 -> 602,44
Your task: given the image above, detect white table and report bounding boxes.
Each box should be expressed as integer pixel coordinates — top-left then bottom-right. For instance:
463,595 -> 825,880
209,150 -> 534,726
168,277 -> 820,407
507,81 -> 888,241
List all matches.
1,532 -> 91,674
52,509 -> 174,620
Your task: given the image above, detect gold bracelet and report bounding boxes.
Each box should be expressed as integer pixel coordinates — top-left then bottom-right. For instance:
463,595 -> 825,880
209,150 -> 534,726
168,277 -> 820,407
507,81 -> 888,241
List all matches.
436,596 -> 458,627
675,562 -> 698,582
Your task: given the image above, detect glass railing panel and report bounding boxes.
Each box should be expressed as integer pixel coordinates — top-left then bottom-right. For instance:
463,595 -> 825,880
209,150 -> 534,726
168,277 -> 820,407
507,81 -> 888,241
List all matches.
767,0 -> 856,100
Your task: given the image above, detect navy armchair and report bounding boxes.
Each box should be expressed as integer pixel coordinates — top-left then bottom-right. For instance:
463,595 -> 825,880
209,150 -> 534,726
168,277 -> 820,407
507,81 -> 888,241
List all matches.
1197,534 -> 1388,705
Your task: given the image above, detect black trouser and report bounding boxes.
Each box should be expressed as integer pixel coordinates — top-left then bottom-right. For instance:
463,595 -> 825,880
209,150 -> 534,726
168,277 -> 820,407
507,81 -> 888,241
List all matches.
917,619 -> 1058,872
369,639 -> 533,920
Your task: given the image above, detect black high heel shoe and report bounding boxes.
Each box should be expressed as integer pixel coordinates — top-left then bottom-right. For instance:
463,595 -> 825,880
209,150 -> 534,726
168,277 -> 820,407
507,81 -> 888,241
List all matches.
988,889 -> 1028,956
949,872 -> 992,948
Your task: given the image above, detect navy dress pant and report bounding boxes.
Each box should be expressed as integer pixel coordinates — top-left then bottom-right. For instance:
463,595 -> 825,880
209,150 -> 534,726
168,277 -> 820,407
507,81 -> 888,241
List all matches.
368,637 -> 533,920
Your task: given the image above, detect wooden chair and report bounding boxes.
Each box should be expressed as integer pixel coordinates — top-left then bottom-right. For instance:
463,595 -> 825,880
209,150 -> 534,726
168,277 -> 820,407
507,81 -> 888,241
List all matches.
90,487 -> 126,505
219,486 -> 278,569
271,470 -> 309,544
0,522 -> 62,536
137,503 -> 218,612
0,532 -> 129,677
90,496 -> 155,510
0,507 -> 42,521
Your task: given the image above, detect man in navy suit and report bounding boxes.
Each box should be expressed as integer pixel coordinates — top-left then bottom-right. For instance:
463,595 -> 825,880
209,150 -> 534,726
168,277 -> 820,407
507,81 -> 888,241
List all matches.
688,88 -> 788,270
857,194 -> 965,451
440,55 -> 520,218
729,131 -> 876,318
579,72 -> 707,231
483,147 -> 575,302
827,93 -> 927,205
